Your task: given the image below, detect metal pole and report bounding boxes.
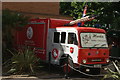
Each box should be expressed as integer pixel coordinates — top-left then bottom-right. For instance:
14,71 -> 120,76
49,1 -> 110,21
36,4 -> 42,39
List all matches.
65,54 -> 69,79
48,52 -> 51,72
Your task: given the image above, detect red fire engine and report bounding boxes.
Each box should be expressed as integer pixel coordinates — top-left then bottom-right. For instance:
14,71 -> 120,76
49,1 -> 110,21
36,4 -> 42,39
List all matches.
14,16 -> 109,74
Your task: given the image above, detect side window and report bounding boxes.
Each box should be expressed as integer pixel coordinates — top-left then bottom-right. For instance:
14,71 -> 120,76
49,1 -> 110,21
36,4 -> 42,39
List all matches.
68,33 -> 78,45
53,32 -> 60,43
61,32 -> 66,43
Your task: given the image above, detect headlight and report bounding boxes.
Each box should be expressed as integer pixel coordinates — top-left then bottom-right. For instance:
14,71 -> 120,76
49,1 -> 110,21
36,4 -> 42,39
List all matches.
106,58 -> 109,63
82,59 -> 87,64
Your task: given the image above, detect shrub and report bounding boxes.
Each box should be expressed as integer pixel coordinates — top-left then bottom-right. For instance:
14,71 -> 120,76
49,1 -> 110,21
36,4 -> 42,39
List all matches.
102,60 -> 120,80
2,9 -> 30,63
7,47 -> 39,74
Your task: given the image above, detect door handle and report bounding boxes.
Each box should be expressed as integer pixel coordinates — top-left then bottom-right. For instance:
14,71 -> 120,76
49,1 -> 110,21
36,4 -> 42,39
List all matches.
66,46 -> 69,48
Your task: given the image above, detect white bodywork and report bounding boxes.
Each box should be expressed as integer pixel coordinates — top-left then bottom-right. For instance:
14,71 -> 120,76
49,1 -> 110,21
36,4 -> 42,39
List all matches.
47,28 -> 79,65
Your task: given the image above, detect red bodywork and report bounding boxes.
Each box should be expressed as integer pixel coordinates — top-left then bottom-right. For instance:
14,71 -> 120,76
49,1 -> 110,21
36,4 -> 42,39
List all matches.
14,18 -> 72,60
14,18 -> 109,65
78,48 -> 109,64
15,19 -> 49,60
76,27 -> 109,65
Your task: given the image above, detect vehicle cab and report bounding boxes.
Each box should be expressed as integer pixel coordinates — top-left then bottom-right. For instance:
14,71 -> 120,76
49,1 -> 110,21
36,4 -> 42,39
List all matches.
47,26 -> 109,69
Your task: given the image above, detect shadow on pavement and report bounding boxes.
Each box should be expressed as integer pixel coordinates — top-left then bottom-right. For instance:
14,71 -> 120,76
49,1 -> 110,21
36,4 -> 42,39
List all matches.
36,63 -> 102,80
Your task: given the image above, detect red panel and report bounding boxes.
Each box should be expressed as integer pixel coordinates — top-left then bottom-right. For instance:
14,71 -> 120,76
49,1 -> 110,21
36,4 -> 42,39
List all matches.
76,27 -> 106,33
14,19 -> 49,60
24,19 -> 48,60
78,48 -> 109,64
14,27 -> 26,50
49,18 -> 71,28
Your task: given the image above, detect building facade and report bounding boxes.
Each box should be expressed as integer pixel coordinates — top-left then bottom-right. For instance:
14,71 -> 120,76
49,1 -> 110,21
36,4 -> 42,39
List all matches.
2,2 -> 72,19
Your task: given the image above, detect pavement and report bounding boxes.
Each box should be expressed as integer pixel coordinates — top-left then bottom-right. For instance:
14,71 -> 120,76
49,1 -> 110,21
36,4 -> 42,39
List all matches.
1,73 -> 102,80
2,63 -> 109,80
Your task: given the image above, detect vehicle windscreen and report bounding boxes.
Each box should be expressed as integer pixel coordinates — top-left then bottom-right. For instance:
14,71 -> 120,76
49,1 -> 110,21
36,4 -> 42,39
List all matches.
80,33 -> 108,48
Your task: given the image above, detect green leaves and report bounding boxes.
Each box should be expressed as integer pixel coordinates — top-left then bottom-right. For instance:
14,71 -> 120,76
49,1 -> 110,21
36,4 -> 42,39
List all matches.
2,9 -> 29,29
60,2 -> 120,30
2,9 -> 30,60
111,17 -> 120,30
102,60 -> 120,80
7,47 -> 39,74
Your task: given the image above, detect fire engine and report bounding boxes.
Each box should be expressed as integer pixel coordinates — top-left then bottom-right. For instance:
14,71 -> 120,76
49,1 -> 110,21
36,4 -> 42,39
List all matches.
14,16 -> 109,75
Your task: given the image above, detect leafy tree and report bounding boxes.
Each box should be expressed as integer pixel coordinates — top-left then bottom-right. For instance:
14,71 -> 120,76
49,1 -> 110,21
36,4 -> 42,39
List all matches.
60,2 -> 120,30
2,9 -> 30,62
2,9 -> 30,48
7,47 -> 40,74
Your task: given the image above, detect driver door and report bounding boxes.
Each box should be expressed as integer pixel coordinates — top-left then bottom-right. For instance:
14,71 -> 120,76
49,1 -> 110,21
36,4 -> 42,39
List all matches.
65,32 -> 79,64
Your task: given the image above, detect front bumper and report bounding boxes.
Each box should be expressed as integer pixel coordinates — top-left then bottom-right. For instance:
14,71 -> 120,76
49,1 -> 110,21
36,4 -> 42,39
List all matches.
79,63 -> 109,68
